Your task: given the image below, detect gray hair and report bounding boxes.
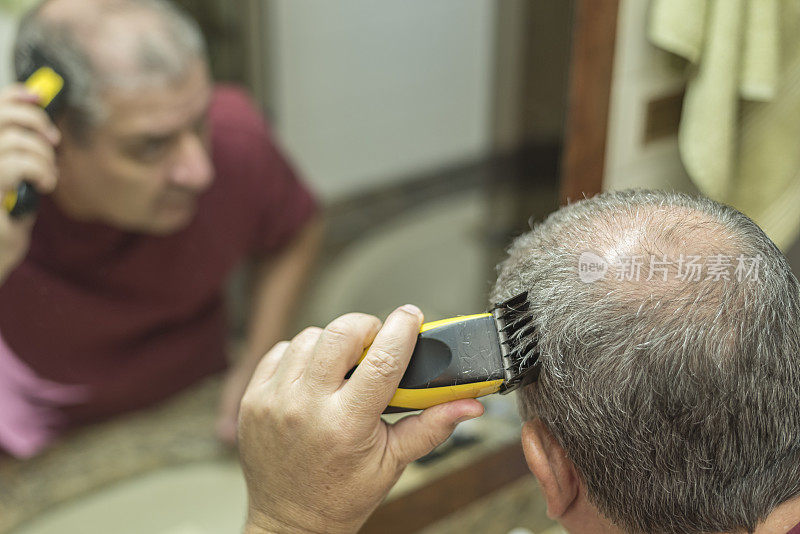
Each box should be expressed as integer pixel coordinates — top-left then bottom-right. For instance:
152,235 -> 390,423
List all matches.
491,189 -> 800,534
13,0 -> 207,142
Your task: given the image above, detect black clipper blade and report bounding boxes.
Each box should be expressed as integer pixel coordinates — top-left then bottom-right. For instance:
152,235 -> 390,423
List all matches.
493,291 -> 541,393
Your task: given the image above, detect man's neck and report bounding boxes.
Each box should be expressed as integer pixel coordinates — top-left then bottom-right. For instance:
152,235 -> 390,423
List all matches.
559,492 -> 800,534
52,187 -> 99,223
754,494 -> 800,534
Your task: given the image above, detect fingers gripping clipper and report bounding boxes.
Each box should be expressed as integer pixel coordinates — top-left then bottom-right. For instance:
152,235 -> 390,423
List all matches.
3,55 -> 67,218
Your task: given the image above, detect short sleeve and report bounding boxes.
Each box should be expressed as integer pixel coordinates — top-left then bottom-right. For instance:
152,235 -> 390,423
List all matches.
209,85 -> 319,255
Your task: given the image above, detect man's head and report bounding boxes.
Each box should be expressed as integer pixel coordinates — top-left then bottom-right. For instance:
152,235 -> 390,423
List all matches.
492,190 -> 800,534
14,0 -> 214,234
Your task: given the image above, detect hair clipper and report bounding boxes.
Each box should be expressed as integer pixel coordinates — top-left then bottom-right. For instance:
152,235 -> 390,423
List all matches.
351,292 -> 541,413
2,49 -> 68,218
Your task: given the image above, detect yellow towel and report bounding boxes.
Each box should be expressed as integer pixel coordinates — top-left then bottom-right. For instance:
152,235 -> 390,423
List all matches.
649,0 -> 800,250
0,0 -> 39,15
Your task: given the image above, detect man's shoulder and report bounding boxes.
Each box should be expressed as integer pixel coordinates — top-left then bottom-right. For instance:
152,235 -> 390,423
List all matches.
205,84 -> 298,203
208,83 -> 281,180
209,84 -> 272,140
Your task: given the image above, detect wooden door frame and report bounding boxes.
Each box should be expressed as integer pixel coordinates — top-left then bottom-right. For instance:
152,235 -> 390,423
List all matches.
560,0 -> 620,204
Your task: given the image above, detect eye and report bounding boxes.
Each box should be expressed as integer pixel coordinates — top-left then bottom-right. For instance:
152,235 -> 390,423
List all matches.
144,139 -> 166,154
193,116 -> 209,136
134,137 -> 171,160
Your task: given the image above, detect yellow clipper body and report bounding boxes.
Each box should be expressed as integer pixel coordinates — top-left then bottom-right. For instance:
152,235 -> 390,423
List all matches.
25,66 -> 65,108
387,379 -> 504,411
2,189 -> 19,213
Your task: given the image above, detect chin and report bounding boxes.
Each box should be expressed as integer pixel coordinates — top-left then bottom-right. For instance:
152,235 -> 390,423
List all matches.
150,214 -> 195,235
141,206 -> 198,235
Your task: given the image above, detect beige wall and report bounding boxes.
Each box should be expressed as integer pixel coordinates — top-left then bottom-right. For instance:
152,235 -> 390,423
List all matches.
267,0 -> 497,202
603,0 -> 697,193
492,0 -> 573,153
0,10 -> 18,88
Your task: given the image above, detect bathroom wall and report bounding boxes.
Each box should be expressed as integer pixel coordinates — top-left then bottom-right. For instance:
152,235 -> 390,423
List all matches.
0,10 -> 17,87
267,0 -> 497,202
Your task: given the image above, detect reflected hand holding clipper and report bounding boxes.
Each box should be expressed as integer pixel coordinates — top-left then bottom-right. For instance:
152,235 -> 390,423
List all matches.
2,58 -> 67,218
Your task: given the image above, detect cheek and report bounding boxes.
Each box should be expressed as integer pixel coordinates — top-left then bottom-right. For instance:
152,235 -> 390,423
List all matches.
55,145 -> 110,196
102,156 -> 171,200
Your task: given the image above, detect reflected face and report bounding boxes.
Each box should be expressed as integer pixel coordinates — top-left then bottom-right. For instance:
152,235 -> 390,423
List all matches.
55,60 -> 214,234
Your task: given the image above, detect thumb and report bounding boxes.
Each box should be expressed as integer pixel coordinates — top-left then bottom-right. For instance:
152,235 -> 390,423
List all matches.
386,399 -> 484,466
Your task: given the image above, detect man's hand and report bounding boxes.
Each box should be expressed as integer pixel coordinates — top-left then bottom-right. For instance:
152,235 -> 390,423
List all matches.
238,305 -> 485,534
0,84 -> 60,283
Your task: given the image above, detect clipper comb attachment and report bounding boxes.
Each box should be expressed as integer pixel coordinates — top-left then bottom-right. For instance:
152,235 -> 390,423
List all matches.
493,291 -> 541,393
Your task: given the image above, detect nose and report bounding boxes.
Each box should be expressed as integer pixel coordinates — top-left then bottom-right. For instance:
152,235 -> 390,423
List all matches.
169,132 -> 214,191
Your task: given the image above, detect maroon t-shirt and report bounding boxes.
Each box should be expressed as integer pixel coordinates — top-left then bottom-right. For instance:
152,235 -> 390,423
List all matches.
0,85 -> 316,436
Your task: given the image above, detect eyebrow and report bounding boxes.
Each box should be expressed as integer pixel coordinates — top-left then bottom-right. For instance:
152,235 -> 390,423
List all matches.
122,131 -> 177,147
120,103 -> 211,144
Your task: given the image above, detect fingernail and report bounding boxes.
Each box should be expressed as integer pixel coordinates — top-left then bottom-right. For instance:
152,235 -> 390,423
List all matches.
400,304 -> 422,319
17,86 -> 35,99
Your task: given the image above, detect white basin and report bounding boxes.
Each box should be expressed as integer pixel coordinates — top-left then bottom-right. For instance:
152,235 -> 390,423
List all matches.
15,461 -> 248,534
300,189 -> 489,326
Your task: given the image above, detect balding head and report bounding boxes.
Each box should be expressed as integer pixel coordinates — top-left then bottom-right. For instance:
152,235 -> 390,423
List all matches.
13,0 -> 207,141
492,190 -> 800,533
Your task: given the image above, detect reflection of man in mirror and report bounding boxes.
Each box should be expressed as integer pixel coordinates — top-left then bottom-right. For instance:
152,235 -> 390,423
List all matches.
0,0 -> 322,458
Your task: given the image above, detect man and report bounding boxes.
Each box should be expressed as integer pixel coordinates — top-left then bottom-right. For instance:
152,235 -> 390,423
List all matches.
0,0 -> 321,457
236,190 -> 800,533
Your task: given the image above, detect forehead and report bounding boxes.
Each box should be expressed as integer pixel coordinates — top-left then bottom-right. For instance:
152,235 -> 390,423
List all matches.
100,60 -> 211,135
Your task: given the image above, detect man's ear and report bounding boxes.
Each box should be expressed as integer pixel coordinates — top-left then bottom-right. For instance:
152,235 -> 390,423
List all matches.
521,418 -> 579,519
